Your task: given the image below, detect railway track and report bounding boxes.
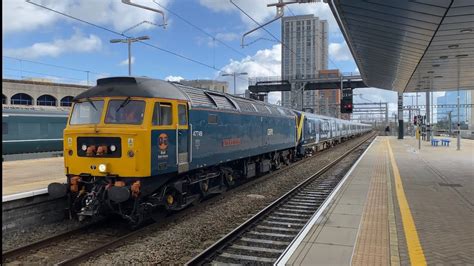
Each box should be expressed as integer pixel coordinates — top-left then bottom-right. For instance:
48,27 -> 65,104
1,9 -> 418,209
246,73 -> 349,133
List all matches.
1,219 -> 142,265
3,134 -> 373,265
186,133 -> 375,265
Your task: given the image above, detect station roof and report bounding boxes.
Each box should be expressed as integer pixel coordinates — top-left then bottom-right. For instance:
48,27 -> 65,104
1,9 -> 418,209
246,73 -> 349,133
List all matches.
327,0 -> 474,93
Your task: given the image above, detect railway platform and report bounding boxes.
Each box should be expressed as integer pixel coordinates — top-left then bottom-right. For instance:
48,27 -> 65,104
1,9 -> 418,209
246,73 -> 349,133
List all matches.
2,157 -> 65,198
279,136 -> 474,265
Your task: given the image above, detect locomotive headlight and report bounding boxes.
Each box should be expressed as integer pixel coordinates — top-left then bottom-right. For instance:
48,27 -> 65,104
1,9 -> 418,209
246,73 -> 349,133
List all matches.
98,163 -> 107,173
110,145 -> 117,152
81,144 -> 87,151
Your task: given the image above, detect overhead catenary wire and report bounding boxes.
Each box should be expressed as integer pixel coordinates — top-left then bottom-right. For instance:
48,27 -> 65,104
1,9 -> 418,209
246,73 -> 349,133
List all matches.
25,0 -> 233,75
152,0 -> 279,76
230,0 -> 336,79
4,67 -> 88,83
3,56 -> 101,75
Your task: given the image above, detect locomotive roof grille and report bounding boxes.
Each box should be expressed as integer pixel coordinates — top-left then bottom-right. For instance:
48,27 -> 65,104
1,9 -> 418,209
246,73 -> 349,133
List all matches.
75,77 -> 341,120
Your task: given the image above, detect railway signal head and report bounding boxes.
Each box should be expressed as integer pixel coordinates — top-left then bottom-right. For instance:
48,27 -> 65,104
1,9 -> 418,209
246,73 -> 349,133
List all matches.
341,99 -> 353,113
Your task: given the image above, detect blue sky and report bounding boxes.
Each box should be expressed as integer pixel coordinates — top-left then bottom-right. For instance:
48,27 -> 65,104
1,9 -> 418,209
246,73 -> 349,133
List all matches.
3,0 -> 413,113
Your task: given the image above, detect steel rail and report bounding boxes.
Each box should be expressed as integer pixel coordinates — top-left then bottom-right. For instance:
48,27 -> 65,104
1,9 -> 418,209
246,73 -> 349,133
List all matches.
2,221 -> 102,263
3,133 -> 372,265
186,133 -> 375,265
43,136 -> 357,265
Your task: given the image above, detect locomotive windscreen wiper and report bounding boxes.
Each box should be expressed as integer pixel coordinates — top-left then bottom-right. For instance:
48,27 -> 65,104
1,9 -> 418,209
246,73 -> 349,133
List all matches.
116,97 -> 131,113
86,98 -> 97,111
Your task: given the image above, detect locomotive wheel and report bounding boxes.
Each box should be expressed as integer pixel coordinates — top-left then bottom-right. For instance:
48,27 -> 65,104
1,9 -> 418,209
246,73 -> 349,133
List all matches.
273,157 -> 282,170
200,179 -> 210,197
164,188 -> 179,210
224,172 -> 235,187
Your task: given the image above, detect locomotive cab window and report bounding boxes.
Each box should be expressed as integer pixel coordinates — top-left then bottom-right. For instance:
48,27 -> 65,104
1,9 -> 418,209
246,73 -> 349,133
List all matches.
178,104 -> 187,126
70,100 -> 104,125
105,99 -> 145,125
153,102 -> 173,126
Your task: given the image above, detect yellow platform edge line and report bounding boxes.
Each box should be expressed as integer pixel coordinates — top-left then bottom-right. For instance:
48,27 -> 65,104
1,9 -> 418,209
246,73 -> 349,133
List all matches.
387,139 -> 427,266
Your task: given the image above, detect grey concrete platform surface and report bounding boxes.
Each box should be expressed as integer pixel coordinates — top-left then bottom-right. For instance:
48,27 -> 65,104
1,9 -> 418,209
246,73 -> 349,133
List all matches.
2,157 -> 65,196
279,136 -> 474,266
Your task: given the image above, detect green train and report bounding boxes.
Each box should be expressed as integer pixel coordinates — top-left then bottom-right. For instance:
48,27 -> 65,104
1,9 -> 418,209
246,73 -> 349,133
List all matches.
2,106 -> 68,155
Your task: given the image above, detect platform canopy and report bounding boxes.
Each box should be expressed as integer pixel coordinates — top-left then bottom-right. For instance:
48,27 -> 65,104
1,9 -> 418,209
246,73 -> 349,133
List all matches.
327,0 -> 474,93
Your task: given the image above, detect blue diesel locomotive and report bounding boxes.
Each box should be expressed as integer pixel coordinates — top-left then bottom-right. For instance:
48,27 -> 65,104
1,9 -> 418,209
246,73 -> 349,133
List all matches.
48,77 -> 370,224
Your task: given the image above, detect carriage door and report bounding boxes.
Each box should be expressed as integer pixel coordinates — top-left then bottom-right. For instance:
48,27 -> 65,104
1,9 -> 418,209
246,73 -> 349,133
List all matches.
177,103 -> 189,173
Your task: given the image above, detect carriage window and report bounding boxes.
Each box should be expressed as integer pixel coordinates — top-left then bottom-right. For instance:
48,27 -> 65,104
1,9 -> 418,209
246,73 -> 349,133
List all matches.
178,104 -> 187,125
153,103 -> 172,126
105,100 -> 145,125
70,100 -> 104,125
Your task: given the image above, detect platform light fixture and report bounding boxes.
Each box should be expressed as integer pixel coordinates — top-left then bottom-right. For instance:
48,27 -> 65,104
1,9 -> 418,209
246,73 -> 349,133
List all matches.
448,44 -> 459,49
221,72 -> 248,94
110,35 -> 150,76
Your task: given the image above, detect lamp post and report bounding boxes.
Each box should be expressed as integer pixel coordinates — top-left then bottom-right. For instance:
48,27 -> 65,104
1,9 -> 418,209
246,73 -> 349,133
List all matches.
110,35 -> 150,76
455,54 -> 468,150
221,72 -> 248,94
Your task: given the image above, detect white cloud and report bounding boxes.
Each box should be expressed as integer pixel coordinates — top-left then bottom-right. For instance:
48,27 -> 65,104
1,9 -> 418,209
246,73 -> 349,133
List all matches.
4,30 -> 102,59
3,0 -> 172,34
119,56 -> 136,66
329,41 -> 352,61
199,0 -> 338,33
165,75 -> 184,82
219,44 -> 281,103
2,0 -> 67,33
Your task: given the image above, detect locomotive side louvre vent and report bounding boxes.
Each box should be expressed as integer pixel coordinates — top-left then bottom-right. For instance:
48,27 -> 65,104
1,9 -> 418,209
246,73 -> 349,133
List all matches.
179,86 -> 215,108
253,103 -> 270,114
233,99 -> 257,113
277,107 -> 286,115
206,93 -> 237,110
267,106 -> 279,115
